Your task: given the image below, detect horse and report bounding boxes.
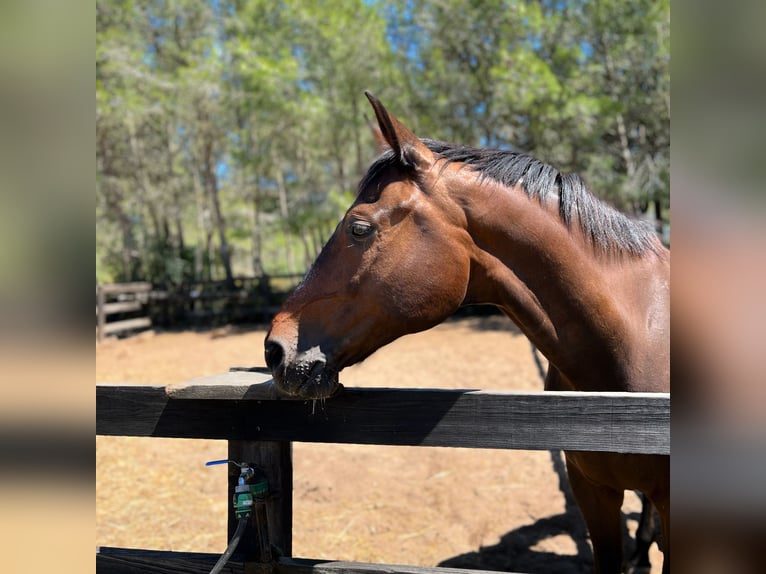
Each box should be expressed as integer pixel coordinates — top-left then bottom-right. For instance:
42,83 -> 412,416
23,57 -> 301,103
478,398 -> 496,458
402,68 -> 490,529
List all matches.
264,92 -> 670,574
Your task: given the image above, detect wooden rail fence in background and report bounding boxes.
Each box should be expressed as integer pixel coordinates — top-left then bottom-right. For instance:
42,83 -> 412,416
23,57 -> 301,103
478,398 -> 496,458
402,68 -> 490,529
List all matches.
96,370 -> 670,574
96,274 -> 306,333
96,282 -> 153,342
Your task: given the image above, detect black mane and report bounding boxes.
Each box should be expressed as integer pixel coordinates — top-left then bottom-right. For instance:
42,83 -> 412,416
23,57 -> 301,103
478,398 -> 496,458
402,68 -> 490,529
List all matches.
359,140 -> 659,256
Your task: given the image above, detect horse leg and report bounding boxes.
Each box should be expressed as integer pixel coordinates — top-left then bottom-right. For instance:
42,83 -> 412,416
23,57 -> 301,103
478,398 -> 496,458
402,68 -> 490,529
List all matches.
649,489 -> 670,574
566,458 -> 624,574
626,493 -> 655,574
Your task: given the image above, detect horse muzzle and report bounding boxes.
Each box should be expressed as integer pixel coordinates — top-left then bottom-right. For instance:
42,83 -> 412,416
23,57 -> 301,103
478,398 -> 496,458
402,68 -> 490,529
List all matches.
264,337 -> 342,399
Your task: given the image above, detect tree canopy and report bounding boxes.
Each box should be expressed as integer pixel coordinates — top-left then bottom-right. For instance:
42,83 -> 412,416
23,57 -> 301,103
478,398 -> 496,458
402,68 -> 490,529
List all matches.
97,0 -> 669,286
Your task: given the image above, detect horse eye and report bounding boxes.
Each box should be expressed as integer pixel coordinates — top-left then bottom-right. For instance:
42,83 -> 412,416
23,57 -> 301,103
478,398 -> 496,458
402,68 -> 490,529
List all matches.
350,221 -> 373,238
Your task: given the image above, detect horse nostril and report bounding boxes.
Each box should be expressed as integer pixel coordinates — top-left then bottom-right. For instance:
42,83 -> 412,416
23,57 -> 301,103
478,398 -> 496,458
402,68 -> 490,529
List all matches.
264,340 -> 285,373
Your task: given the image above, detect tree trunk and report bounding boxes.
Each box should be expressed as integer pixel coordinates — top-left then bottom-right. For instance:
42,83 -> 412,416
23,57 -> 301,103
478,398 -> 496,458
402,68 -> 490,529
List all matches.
298,232 -> 312,271
251,179 -> 265,277
192,169 -> 209,282
653,197 -> 664,236
598,31 -> 636,180
165,121 -> 187,266
275,164 -> 296,275
127,113 -> 164,277
351,95 -> 364,176
98,134 -> 137,281
201,138 -> 234,287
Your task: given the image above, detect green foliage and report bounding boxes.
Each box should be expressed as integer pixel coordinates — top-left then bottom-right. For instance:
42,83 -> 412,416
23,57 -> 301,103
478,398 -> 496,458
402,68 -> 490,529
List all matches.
96,0 -> 670,285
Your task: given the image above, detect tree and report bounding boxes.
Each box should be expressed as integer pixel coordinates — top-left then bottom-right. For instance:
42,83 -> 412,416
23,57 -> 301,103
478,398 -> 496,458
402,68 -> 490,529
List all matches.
97,0 -> 670,286
576,0 -> 670,229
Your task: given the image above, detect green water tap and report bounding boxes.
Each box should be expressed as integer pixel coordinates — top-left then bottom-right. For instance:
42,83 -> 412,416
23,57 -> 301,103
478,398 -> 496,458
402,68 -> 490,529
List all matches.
233,463 -> 269,520
206,458 -> 272,562
206,459 -> 269,519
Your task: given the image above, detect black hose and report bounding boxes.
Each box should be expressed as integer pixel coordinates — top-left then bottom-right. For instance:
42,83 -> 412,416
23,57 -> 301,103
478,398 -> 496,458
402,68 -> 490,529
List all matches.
209,517 -> 248,574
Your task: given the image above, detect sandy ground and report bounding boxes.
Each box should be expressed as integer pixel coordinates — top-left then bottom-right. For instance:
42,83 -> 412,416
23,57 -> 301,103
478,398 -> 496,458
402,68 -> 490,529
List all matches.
96,316 -> 662,573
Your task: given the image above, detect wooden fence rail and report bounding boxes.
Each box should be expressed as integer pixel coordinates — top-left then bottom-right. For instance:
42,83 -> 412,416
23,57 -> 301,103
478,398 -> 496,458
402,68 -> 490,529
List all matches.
96,282 -> 153,341
98,274 -> 306,329
96,370 -> 670,574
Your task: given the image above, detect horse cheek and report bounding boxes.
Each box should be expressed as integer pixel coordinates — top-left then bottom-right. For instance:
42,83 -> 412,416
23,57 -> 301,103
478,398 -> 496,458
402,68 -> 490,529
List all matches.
393,248 -> 467,325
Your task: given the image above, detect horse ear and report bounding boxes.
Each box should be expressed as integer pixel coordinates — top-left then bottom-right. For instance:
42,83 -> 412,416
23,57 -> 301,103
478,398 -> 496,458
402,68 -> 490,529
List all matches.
364,91 -> 433,170
364,113 -> 390,154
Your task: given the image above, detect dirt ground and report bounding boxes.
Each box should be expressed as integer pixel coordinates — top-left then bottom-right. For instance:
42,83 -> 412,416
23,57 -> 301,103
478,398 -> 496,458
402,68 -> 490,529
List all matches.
96,316 -> 662,573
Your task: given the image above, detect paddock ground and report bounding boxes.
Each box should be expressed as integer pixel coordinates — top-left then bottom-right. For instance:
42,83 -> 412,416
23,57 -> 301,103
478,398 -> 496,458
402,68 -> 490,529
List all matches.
96,315 -> 661,573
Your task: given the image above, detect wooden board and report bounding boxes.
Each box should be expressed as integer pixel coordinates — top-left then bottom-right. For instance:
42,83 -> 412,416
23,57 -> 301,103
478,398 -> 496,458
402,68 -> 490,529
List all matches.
96,549 -> 524,574
97,547 -> 242,574
97,380 -> 669,455
167,370 -> 275,400
280,558 -> 525,574
98,301 -> 143,315
102,317 -> 152,335
98,282 -> 153,295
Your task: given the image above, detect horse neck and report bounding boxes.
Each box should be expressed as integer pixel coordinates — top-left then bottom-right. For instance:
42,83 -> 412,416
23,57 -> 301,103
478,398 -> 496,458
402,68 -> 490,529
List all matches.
453,176 -> 669,392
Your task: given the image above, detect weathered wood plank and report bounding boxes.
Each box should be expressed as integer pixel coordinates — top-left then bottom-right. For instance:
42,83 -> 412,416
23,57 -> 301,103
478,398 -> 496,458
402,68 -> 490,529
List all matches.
102,317 -> 152,335
97,384 -> 669,454
99,300 -> 143,315
97,285 -> 107,342
96,549 -> 524,574
167,370 -> 275,400
96,547 -> 242,573
96,385 -> 168,436
99,282 -> 153,295
278,558 -> 525,574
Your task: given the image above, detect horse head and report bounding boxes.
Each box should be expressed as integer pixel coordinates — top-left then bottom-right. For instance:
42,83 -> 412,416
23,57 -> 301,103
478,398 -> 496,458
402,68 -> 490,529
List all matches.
264,93 -> 472,398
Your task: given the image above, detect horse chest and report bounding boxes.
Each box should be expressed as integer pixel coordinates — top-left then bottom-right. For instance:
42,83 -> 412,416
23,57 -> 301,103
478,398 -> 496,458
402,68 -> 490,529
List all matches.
566,451 -> 665,493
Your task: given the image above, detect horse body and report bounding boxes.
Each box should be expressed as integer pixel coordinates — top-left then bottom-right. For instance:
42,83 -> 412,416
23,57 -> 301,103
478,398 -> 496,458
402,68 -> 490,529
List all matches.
265,93 -> 669,573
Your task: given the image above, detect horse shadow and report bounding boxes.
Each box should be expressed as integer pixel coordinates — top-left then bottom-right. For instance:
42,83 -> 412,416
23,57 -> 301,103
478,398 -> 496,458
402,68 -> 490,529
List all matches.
438,449 -> 644,574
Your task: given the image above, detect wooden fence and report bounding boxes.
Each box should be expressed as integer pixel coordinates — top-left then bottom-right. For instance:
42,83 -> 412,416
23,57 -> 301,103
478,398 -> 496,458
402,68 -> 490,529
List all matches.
96,275 -> 306,337
96,370 -> 670,574
96,282 -> 153,342
163,275 -> 304,326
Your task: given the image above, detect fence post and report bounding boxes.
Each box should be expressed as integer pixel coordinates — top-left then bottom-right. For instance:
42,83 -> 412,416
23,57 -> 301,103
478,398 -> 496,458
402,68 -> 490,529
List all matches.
97,284 -> 106,342
228,440 -> 293,567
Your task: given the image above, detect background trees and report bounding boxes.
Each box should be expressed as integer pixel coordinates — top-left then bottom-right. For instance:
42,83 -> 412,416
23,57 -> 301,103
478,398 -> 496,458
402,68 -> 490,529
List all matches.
96,0 -> 670,285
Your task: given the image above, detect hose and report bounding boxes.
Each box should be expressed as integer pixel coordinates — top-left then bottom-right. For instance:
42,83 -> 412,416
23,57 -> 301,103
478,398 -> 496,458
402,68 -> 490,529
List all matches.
208,517 -> 248,574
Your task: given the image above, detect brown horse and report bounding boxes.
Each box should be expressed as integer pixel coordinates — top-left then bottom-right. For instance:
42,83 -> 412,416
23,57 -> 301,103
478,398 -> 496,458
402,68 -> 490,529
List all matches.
265,93 -> 670,573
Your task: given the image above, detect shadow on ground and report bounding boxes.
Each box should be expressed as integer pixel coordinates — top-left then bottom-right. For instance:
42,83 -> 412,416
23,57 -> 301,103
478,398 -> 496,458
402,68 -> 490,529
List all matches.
439,449 -> 646,574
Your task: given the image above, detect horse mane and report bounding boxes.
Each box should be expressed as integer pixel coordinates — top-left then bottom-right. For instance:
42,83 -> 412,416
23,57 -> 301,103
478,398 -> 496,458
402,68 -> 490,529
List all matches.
359,139 -> 659,256
421,139 -> 659,256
